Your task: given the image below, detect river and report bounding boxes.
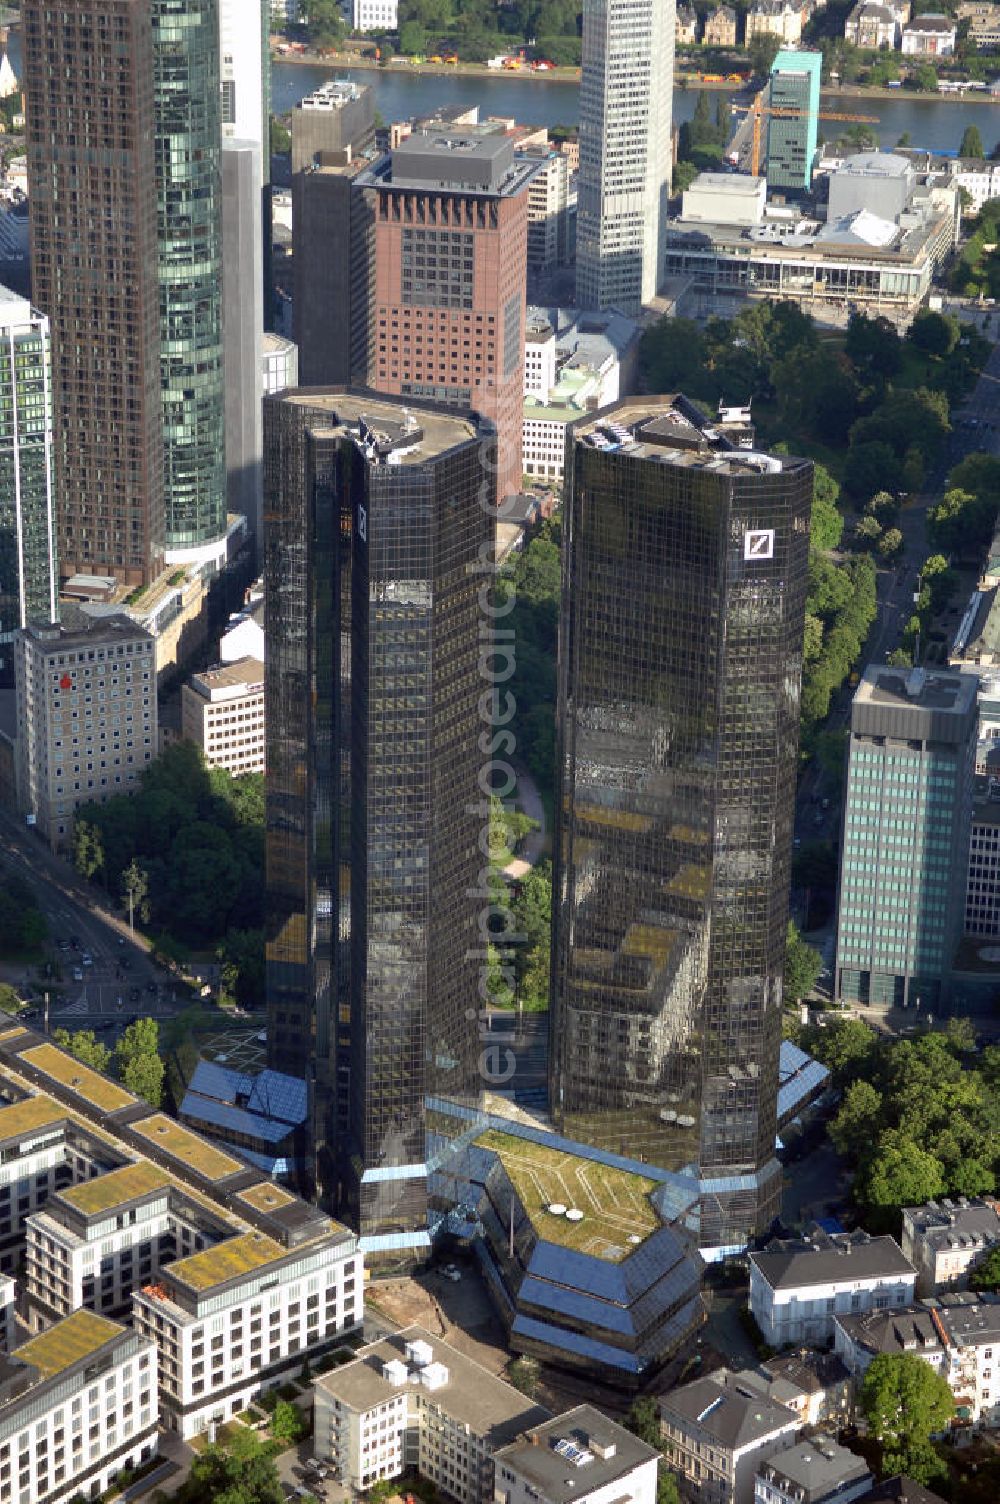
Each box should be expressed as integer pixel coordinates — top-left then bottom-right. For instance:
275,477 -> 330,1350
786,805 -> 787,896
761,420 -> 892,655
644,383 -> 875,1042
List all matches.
272,59 -> 1000,156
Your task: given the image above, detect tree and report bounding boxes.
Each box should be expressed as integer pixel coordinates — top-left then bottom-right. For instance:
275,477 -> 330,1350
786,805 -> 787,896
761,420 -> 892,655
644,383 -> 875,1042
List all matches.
657,1468 -> 682,1504
72,820 -> 105,882
970,1245 -> 1000,1291
858,1134 -> 947,1222
829,1079 -> 883,1159
810,477 -> 844,553
121,1051 -> 164,1108
859,1352 -> 954,1481
177,1430 -> 285,1504
626,1396 -> 662,1447
118,1016 -> 159,1067
121,858 -> 149,930
304,0 -> 345,47
52,1029 -> 111,1073
909,309 -> 959,358
843,440 -> 898,499
961,124 -> 985,160
217,929 -> 265,1009
271,1398 -> 307,1444
878,527 -> 904,559
856,516 -> 883,545
807,1015 -> 879,1083
0,983 -> 21,1015
913,63 -> 939,92
784,921 -> 822,1002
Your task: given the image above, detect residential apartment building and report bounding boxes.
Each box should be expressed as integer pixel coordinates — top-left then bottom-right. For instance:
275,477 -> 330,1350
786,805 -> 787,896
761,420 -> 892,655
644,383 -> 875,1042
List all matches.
264,392 -> 493,1244
495,1408 -> 659,1504
843,0 -> 903,49
0,285 -> 57,683
524,146 -> 570,291
767,50 -> 821,193
314,1326 -> 550,1500
901,13 -> 956,51
22,0 -> 165,587
0,1311 -> 158,1504
754,1436 -> 872,1504
357,129 -> 536,501
0,1026 -> 364,1443
754,1352 -> 852,1430
353,0 -> 398,28
677,5 -> 699,42
181,656 -> 265,775
746,0 -> 803,44
14,609 -> 157,851
835,667 -> 977,1010
902,1198 -> 1000,1297
550,398 -> 812,1250
834,1304 -> 948,1386
750,1230 -> 917,1348
576,0 -> 673,313
659,1370 -> 800,1504
951,158 -> 1000,214
704,5 -> 738,44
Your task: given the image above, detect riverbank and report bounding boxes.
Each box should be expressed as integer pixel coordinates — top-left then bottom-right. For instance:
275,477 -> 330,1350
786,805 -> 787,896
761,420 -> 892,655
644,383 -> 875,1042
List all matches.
270,45 -> 580,84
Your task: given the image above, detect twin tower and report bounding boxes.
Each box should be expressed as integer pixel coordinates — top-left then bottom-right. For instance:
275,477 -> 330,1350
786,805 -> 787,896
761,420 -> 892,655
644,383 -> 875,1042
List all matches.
263,388 -> 812,1258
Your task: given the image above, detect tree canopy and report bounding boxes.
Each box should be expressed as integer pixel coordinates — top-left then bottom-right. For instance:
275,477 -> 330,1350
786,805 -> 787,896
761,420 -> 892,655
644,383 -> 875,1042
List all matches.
859,1352 -> 954,1484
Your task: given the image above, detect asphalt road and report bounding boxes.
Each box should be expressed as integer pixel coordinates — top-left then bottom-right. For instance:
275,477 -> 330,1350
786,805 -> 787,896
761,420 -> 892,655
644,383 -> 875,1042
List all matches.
0,806 -> 180,1044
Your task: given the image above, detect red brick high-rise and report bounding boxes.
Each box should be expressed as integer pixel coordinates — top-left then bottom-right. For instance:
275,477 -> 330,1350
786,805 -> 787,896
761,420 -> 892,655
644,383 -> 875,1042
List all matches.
357,129 -> 535,502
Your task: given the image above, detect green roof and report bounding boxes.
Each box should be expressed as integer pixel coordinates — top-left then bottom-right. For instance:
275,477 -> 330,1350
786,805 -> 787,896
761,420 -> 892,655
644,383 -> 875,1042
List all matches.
133,1114 -> 243,1181
23,1042 -> 133,1114
477,1129 -> 661,1262
16,1310 -> 123,1379
167,1231 -> 287,1292
0,1093 -> 66,1143
60,1161 -> 173,1218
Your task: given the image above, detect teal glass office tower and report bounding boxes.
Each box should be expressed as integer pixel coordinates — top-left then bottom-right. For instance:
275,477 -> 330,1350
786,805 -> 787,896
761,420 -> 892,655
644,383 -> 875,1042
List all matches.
0,286 -> 58,680
835,665 -> 977,1012
152,0 -> 227,553
767,50 -> 821,193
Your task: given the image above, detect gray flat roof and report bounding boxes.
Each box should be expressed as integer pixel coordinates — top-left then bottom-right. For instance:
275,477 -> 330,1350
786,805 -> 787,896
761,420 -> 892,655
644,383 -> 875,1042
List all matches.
750,1232 -> 915,1291
278,388 -> 484,463
316,1325 -> 549,1439
495,1405 -> 658,1503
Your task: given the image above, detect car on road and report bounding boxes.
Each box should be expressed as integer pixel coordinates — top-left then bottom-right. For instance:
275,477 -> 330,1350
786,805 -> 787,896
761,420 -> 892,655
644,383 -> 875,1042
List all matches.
58,940 -> 70,952
70,936 -> 79,949
81,953 -> 93,968
72,967 -> 83,982
256,1030 -> 267,1043
440,1264 -> 461,1282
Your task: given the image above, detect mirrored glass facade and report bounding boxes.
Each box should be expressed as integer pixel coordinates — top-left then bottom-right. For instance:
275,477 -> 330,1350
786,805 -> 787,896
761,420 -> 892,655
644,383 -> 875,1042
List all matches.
152,0 -> 227,552
0,292 -> 58,681
551,397 -> 812,1249
265,391 -> 493,1241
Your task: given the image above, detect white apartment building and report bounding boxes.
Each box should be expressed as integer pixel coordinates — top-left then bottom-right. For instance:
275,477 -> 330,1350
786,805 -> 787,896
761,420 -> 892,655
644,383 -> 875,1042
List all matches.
0,1095 -> 96,1279
181,656 -> 265,775
15,609 -> 157,851
495,1406 -> 659,1504
0,1310 -> 157,1504
25,1162 -> 234,1330
951,159 -> 1000,214
750,1231 -> 917,1349
902,1198 -> 1000,1297
901,12 -> 956,51
0,1274 -> 14,1351
524,325 -> 558,400
524,148 -> 570,287
834,1304 -> 948,1386
660,1372 -> 800,1504
315,1326 -> 550,1502
753,1435 -> 872,1504
133,1224 -> 362,1438
521,309 -> 635,482
746,0 -> 803,44
576,0 -> 673,313
353,0 -> 398,28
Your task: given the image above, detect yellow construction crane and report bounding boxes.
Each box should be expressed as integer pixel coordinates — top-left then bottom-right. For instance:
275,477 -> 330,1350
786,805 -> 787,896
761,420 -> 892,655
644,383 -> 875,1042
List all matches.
737,94 -> 881,178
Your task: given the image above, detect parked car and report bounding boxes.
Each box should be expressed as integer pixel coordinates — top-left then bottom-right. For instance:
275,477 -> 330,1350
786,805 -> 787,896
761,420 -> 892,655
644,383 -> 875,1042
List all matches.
440,1264 -> 462,1283
72,967 -> 83,982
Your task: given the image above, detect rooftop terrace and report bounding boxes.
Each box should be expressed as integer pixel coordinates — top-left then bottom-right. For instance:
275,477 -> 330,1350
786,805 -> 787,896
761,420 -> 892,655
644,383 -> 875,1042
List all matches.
477,1129 -> 660,1262
15,1310 -> 123,1380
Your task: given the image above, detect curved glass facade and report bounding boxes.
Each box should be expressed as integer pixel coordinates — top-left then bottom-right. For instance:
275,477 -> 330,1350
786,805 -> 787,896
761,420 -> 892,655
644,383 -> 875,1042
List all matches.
551,398 -> 812,1250
153,0 -> 226,551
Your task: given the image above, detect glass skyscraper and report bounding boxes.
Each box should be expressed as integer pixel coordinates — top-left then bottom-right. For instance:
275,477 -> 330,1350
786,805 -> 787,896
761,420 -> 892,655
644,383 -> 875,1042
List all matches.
264,390 -> 493,1248
767,50 -> 822,193
152,0 -> 227,555
550,397 -> 812,1251
0,286 -> 58,680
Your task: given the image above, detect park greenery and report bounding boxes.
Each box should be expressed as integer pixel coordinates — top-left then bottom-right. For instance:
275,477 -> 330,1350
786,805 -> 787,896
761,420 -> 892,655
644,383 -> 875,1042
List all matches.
54,1017 -> 165,1108
859,1352 -> 955,1486
625,1397 -> 684,1504
803,1017 -> 1000,1231
498,518 -> 560,802
0,870 -> 47,958
951,196 -> 1000,299
72,740 -> 264,960
784,921 -> 823,1004
393,0 -> 582,65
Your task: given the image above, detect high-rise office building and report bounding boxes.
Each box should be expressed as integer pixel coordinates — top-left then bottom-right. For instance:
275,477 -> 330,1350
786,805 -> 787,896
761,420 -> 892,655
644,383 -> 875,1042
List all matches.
576,0 -> 673,314
550,397 -> 812,1251
357,129 -> 536,502
292,156 -> 374,388
835,665 -> 977,1012
222,139 -> 265,546
22,0 -> 165,587
264,389 -> 493,1244
152,0 -> 227,559
291,80 -> 376,174
767,49 -> 822,193
0,286 -> 58,681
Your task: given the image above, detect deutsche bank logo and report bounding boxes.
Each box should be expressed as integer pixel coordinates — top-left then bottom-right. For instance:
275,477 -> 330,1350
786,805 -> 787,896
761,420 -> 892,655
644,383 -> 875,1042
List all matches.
358,504 -> 367,543
744,528 -> 774,561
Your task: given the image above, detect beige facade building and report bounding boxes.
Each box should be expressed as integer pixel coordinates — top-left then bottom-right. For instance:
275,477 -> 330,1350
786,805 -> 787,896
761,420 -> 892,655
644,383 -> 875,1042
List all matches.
314,1326 -> 550,1502
746,0 -> 803,43
15,609 -> 157,851
704,5 -> 738,44
181,656 -> 265,775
